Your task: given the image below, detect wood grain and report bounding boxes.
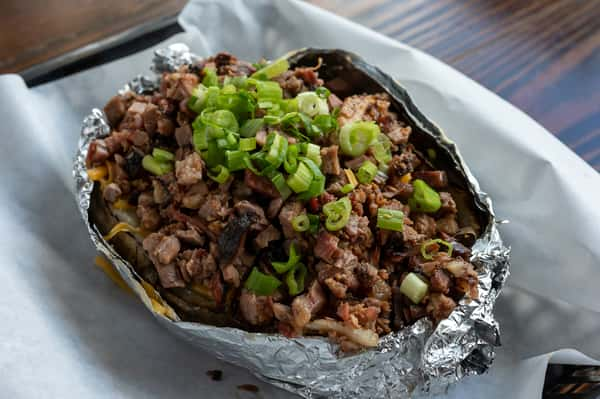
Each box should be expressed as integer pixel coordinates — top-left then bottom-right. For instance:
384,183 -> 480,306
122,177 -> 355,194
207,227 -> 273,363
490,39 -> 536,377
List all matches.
0,0 -> 187,73
0,0 -> 598,170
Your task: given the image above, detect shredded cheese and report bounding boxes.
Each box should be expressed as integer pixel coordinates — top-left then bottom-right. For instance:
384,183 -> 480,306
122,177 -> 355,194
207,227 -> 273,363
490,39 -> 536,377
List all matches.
400,173 -> 412,184
112,199 -> 135,211
141,281 -> 177,319
94,255 -> 133,295
344,168 -> 358,187
103,222 -> 144,241
87,166 -> 108,181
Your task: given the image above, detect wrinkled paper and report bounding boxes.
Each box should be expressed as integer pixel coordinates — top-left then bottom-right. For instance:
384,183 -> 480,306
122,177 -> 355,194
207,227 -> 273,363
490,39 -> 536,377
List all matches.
74,43 -> 510,398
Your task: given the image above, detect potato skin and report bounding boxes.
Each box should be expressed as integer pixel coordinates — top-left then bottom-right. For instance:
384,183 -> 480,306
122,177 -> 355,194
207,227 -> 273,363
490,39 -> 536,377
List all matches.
89,183 -> 241,327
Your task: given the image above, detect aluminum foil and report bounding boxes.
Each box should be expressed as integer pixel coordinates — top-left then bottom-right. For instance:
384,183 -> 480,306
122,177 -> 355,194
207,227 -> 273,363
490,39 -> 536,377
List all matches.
73,43 -> 510,399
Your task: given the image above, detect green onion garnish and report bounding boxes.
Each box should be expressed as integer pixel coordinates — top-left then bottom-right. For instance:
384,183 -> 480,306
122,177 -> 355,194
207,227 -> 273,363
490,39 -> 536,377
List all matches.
250,57 -> 289,79
270,172 -> 292,200
296,92 -> 329,117
225,150 -> 248,172
312,114 -> 338,135
305,143 -> 322,166
292,214 -> 310,232
152,148 -> 175,162
244,267 -> 282,296
202,141 -> 225,168
420,239 -> 453,260
408,179 -> 441,213
340,183 -> 355,194
322,196 -> 351,231
255,81 -> 283,102
207,165 -> 230,183
287,162 -> 313,193
307,214 -> 320,234
357,160 -> 378,184
272,243 -> 301,274
240,118 -> 264,138
297,158 -> 325,200
202,67 -> 219,87
286,262 -> 307,296
284,144 -> 299,174
339,121 -> 379,157
239,137 -> 256,152
376,208 -> 404,232
372,134 -> 392,166
187,84 -> 208,113
315,86 -> 330,99
400,272 -> 429,304
265,133 -> 288,168
142,155 -> 173,176
192,122 -> 209,151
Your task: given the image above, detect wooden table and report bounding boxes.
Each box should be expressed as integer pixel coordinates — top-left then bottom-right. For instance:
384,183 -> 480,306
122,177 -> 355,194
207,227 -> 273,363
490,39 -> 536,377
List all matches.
1,0 -> 598,171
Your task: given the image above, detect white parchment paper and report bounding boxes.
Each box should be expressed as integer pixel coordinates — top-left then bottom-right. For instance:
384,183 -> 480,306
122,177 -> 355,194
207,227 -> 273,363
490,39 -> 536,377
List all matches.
0,0 -> 598,397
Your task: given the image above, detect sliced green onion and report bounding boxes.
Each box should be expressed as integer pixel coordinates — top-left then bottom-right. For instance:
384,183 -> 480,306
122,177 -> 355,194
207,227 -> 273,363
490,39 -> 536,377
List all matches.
187,84 -> 208,113
322,196 -> 351,231
207,165 -> 230,183
287,162 -> 313,193
225,150 -> 247,172
266,133 -> 288,168
286,262 -> 307,296
281,98 -> 298,113
340,183 -> 355,194
307,214 -> 320,234
372,134 -> 392,165
272,243 -> 301,274
244,267 -> 282,296
292,214 -> 310,232
216,131 -> 239,149
240,118 -> 264,138
400,272 -> 429,304
408,179 -> 441,213
192,122 -> 209,151
377,208 -> 404,232
357,160 -> 378,184
339,121 -> 380,157
420,239 -> 453,260
223,75 -> 248,89
305,143 -> 322,166
256,81 -> 283,101
297,158 -> 325,200
296,92 -> 329,117
284,144 -> 299,174
202,67 -> 219,87
315,86 -> 330,99
312,114 -> 338,135
202,141 -> 225,168
239,137 -> 256,152
205,109 -> 239,132
142,155 -> 172,176
251,57 -> 289,79
152,148 -> 175,162
270,172 -> 292,200
221,84 -> 236,94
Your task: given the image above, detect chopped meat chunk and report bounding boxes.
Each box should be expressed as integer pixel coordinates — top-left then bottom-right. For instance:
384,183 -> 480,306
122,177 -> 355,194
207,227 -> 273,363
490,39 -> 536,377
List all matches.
412,213 -> 436,238
314,232 -> 340,263
175,228 -> 204,246
291,281 -> 326,328
198,193 -> 230,221
174,124 -> 193,146
175,152 -> 204,186
439,192 -> 458,214
103,182 -> 122,203
436,214 -> 459,235
254,225 -> 281,249
430,269 -> 451,294
413,171 -> 448,189
320,145 -> 341,175
244,169 -> 279,198
181,181 -> 208,209
426,293 -> 457,322
103,95 -> 127,127
278,201 -> 304,239
239,289 -> 273,325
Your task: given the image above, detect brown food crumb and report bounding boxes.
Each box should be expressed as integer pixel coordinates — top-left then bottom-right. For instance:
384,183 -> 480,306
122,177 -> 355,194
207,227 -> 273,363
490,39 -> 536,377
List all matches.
206,369 -> 223,381
237,384 -> 260,393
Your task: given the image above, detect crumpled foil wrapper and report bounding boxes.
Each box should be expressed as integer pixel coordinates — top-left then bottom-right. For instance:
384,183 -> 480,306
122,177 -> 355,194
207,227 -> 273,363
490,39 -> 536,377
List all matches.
73,44 -> 510,398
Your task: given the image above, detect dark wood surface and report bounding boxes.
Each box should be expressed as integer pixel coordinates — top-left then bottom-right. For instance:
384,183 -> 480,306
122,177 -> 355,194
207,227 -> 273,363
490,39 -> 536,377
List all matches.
0,0 -> 598,171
